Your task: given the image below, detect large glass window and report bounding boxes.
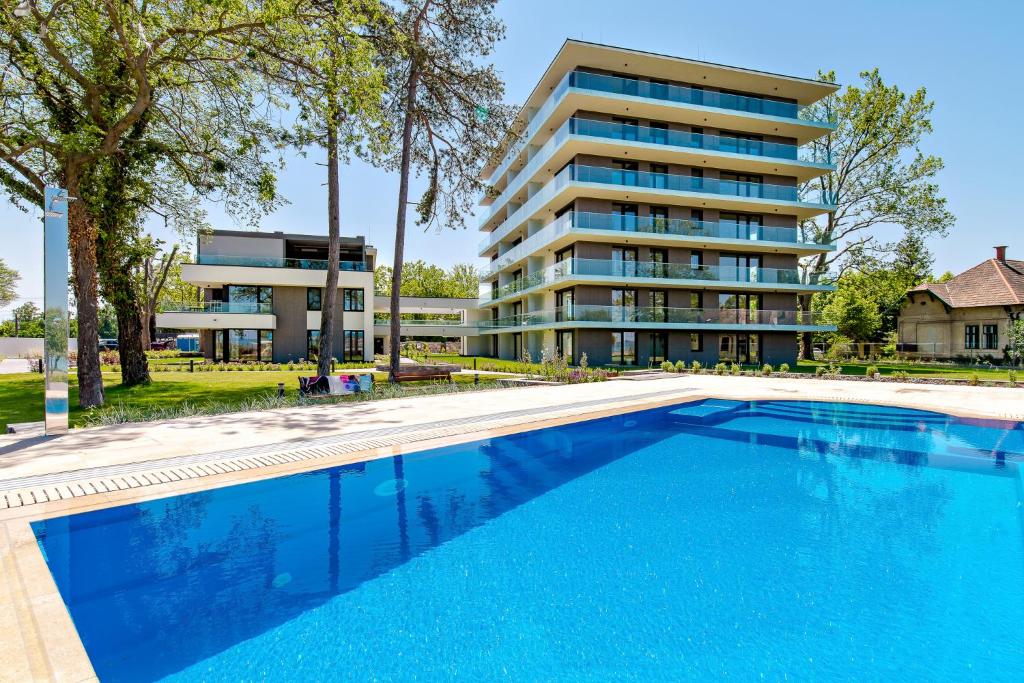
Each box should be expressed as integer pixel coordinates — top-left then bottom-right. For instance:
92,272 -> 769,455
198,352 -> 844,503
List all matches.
343,288 -> 365,312
230,329 -> 259,361
612,159 -> 638,186
720,212 -> 762,240
227,285 -> 272,309
650,206 -> 669,233
720,172 -> 763,198
650,332 -> 668,363
983,324 -> 999,350
719,333 -> 759,364
611,116 -> 638,141
690,333 -> 703,352
213,330 -> 225,362
650,163 -> 668,189
611,331 -> 637,365
612,246 -> 637,277
343,330 -> 364,361
649,122 -> 669,146
649,249 -> 668,278
556,288 -> 575,321
719,293 -> 760,323
259,331 -> 273,361
719,254 -> 760,282
650,290 -> 667,322
307,330 -> 321,361
965,325 -> 980,350
307,287 -> 322,311
612,203 -> 638,231
611,288 -> 637,322
557,330 -> 574,363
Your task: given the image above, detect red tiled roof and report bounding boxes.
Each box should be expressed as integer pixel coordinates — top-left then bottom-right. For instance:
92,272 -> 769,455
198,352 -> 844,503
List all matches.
910,258 -> 1024,308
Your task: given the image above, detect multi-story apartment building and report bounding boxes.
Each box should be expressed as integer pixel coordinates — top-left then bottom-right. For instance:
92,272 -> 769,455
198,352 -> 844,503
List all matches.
477,40 -> 838,366
156,230 -> 487,363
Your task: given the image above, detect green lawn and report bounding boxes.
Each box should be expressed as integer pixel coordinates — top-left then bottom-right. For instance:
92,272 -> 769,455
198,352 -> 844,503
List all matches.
0,370 -> 497,431
793,361 -> 1017,380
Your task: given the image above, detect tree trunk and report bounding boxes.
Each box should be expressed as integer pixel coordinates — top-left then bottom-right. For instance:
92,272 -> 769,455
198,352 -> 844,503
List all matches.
798,293 -> 815,361
318,104 -> 342,376
389,67 -> 421,383
67,169 -> 104,407
114,296 -> 150,385
140,308 -> 152,350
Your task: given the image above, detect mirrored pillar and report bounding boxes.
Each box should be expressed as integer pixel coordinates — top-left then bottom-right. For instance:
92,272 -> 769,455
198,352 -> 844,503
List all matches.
43,187 -> 70,435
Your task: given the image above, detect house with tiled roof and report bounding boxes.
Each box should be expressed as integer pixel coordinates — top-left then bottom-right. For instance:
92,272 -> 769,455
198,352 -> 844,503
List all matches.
897,246 -> 1024,359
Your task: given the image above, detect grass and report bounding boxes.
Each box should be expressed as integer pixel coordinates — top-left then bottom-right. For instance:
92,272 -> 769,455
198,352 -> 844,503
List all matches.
0,370 -> 499,431
792,361 -> 1018,381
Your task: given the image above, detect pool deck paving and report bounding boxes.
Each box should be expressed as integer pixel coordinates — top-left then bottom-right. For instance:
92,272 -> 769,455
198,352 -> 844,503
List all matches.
0,374 -> 1022,681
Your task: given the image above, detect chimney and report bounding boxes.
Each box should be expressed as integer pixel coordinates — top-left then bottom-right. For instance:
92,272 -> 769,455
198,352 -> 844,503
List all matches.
994,245 -> 1007,263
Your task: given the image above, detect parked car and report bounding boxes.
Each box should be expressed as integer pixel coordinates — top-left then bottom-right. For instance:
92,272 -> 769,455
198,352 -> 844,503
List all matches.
98,338 -> 119,351
150,338 -> 176,351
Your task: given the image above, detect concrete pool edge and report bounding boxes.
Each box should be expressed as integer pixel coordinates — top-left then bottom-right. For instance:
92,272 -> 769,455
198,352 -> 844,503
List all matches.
2,378 -> 1023,679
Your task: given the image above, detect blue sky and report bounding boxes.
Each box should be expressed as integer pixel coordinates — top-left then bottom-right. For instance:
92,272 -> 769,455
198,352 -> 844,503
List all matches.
2,0 -> 1021,315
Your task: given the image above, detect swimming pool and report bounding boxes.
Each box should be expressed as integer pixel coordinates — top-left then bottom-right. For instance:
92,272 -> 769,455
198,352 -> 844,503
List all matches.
32,400 -> 1024,681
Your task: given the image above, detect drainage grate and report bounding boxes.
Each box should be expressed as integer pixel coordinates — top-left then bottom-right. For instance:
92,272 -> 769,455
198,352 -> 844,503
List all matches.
0,387 -> 696,509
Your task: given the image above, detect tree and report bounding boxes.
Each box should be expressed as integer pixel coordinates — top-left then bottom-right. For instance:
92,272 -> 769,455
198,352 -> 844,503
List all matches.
374,260 -> 479,298
934,271 -> 955,283
138,244 -> 180,349
0,1 -> 288,406
381,0 -> 513,380
0,258 -> 18,310
263,1 -> 385,374
1007,317 -> 1024,367
798,69 -> 955,359
819,273 -> 882,342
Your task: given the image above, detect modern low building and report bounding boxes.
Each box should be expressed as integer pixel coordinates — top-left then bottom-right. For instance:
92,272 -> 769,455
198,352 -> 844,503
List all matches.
156,230 -> 487,363
476,40 -> 838,366
897,246 -> 1024,360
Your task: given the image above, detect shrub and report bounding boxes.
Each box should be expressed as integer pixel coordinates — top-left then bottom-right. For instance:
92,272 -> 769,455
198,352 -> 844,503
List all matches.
661,361 -> 675,372
892,370 -> 910,380
779,362 -> 790,374
866,365 -> 879,378
815,366 -> 826,377
691,360 -> 702,372
675,360 -> 687,372
968,372 -> 980,386
1009,369 -> 1018,386
714,362 -> 727,375
762,364 -> 773,376
730,363 -> 740,376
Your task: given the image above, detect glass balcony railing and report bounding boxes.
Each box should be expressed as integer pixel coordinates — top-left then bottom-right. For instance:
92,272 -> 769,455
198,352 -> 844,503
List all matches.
373,316 -> 473,327
571,118 -> 818,162
480,257 -> 809,303
574,164 -> 804,202
480,163 -> 836,252
197,254 -> 369,271
481,306 -> 828,329
163,302 -> 273,314
569,71 -> 830,124
483,211 -> 821,276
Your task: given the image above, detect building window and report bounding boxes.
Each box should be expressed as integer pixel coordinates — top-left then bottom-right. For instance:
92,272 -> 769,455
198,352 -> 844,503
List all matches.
983,324 -> 999,350
719,333 -> 759,364
690,333 -> 703,352
650,290 -> 667,322
611,288 -> 637,322
556,288 -> 575,321
965,325 -> 980,350
343,330 -> 364,361
611,331 -> 637,365
307,287 -> 322,311
227,285 -> 272,310
307,330 -> 321,361
650,332 -> 668,363
228,329 -> 271,362
650,163 -> 668,189
557,330 -> 574,362
343,288 -> 365,312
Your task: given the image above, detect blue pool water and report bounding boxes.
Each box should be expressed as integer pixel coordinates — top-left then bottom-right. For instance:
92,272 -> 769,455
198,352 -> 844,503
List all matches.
32,400 -> 1024,681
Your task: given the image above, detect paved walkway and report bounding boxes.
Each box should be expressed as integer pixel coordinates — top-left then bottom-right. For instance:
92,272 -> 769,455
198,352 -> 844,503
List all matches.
0,358 -> 32,374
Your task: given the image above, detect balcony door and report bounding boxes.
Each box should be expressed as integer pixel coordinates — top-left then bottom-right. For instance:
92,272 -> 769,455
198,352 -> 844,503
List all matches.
720,172 -> 763,198
612,159 -> 638,187
721,212 -> 762,240
611,288 -> 637,322
720,132 -> 764,157
611,116 -> 639,141
612,203 -> 638,231
650,290 -> 668,322
650,332 -> 668,364
719,293 -> 760,324
649,249 -> 668,278
557,330 -> 574,364
719,254 -> 760,282
650,206 -> 669,234
612,246 -> 638,277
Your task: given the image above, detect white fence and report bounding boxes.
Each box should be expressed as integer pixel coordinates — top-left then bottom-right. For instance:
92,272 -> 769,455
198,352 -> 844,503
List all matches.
0,338 -> 79,358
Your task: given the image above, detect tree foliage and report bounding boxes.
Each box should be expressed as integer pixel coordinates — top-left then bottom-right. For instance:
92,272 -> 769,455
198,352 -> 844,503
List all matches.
381,0 -> 512,379
0,257 -> 18,310
374,260 -> 479,298
0,0 -> 292,404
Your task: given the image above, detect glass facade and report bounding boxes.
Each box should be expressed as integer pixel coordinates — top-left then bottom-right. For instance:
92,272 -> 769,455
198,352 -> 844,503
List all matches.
343,330 -> 365,361
343,288 -> 365,312
220,329 -> 273,362
610,331 -> 637,365
307,288 -> 322,311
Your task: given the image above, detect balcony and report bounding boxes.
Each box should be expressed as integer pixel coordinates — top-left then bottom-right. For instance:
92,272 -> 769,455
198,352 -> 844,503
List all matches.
486,69 -> 835,186
480,257 -> 829,305
196,254 -> 369,271
482,211 -> 831,274
570,71 -> 828,123
481,163 -> 836,250
155,302 -> 276,330
483,116 -> 833,221
480,305 -> 831,331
